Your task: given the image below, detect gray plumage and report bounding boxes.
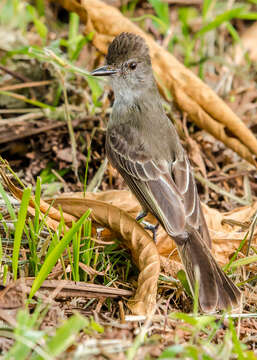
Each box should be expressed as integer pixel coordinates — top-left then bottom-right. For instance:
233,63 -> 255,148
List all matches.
92,32 -> 241,311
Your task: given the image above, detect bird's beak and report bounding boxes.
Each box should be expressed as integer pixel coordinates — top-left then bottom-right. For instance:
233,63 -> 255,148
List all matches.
91,65 -> 118,77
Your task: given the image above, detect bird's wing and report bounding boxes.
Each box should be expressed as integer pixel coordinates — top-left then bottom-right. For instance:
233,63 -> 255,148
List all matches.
106,124 -> 207,240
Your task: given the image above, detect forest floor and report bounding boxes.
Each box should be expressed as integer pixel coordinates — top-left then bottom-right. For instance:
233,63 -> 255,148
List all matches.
0,1 -> 256,359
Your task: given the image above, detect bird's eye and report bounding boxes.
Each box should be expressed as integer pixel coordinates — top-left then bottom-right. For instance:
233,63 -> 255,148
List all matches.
129,62 -> 137,70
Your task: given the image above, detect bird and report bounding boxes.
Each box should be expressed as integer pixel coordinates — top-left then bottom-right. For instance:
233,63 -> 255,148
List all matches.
91,32 -> 241,312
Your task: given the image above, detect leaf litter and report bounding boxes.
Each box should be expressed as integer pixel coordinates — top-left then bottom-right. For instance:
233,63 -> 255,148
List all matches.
0,0 -> 257,358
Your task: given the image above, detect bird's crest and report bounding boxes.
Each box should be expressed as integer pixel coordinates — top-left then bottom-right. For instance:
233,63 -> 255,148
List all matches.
106,32 -> 151,65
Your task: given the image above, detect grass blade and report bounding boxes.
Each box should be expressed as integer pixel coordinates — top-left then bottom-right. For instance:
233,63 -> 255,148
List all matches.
12,186 -> 31,280
43,314 -> 87,357
196,7 -> 246,37
29,210 -> 91,298
0,182 -> 16,220
230,255 -> 257,269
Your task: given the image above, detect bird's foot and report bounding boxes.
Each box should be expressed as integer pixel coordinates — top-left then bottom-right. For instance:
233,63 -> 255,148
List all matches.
142,221 -> 159,242
136,211 -> 159,242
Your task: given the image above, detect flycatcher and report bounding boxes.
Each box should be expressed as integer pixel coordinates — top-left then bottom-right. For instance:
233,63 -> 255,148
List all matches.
91,32 -> 240,311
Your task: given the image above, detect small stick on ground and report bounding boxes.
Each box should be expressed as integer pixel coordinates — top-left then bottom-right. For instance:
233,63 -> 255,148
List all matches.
57,69 -> 79,179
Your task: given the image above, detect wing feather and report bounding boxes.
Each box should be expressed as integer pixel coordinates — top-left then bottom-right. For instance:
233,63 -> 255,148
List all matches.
106,123 -> 207,240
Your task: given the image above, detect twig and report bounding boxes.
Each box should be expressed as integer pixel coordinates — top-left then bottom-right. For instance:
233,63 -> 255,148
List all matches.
51,169 -> 69,193
119,300 -> 125,324
243,175 -> 252,205
0,80 -> 52,92
0,108 -> 41,114
0,64 -> 31,83
87,157 -> 108,192
209,171 -> 250,182
0,157 -> 25,189
246,210 -> 257,256
0,112 -> 44,126
57,69 -> 79,179
0,120 -> 68,144
195,172 -> 251,206
0,64 -> 35,99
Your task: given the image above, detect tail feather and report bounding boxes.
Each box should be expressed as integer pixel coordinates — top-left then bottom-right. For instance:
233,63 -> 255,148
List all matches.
215,262 -> 241,309
175,229 -> 241,312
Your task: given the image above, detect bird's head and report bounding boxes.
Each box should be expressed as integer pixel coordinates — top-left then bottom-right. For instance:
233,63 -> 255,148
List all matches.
91,32 -> 154,98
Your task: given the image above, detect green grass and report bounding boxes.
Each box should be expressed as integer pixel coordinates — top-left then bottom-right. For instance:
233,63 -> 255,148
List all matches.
2,306 -> 88,360
0,0 -> 257,358
0,167 -> 256,359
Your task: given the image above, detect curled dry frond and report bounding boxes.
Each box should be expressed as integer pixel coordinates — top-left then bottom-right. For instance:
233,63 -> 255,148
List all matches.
0,170 -> 160,315
50,0 -> 257,166
49,197 -> 160,315
57,190 -> 257,265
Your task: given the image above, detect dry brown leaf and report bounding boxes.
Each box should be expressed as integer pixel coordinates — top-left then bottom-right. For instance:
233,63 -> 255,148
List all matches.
2,167 -> 256,312
51,0 -> 257,166
58,190 -> 257,265
0,173 -> 160,315
173,86 -> 256,166
47,197 -> 160,315
0,170 -> 76,232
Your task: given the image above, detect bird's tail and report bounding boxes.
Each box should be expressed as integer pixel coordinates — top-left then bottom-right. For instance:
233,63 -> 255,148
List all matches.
175,229 -> 241,312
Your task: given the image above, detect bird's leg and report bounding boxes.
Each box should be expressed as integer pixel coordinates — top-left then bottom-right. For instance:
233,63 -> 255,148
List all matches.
136,211 -> 159,242
143,222 -> 159,242
136,210 -> 148,222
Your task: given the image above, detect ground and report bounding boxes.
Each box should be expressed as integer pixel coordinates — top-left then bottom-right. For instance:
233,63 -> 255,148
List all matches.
0,1 -> 256,359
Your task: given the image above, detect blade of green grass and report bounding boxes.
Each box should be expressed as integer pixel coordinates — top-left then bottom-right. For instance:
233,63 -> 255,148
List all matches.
226,22 -> 241,43
148,0 -> 170,32
230,255 -> 257,269
72,227 -> 81,281
177,269 -> 192,299
223,232 -> 248,272
3,264 -> 8,285
0,234 -> 2,268
12,186 -> 32,280
83,147 -> 91,196
68,12 -> 80,60
196,7 -> 246,37
29,210 -> 91,298
27,4 -> 48,42
202,0 -> 213,18
0,90 -> 56,110
5,305 -> 50,360
236,12 -> 257,20
0,182 -> 16,220
132,14 -> 168,33
229,319 -> 245,360
41,314 -> 87,358
34,176 -> 42,235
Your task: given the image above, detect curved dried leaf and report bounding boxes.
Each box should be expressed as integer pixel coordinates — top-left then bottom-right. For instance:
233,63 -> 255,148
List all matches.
0,172 -> 160,315
47,197 -> 160,315
173,86 -> 256,166
2,167 -> 256,310
59,190 -> 257,265
54,0 -> 257,165
60,190 -> 257,263
0,170 -> 76,226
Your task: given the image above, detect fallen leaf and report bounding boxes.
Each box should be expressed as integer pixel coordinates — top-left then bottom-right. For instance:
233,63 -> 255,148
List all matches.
51,0 -> 257,166
0,171 -> 160,315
